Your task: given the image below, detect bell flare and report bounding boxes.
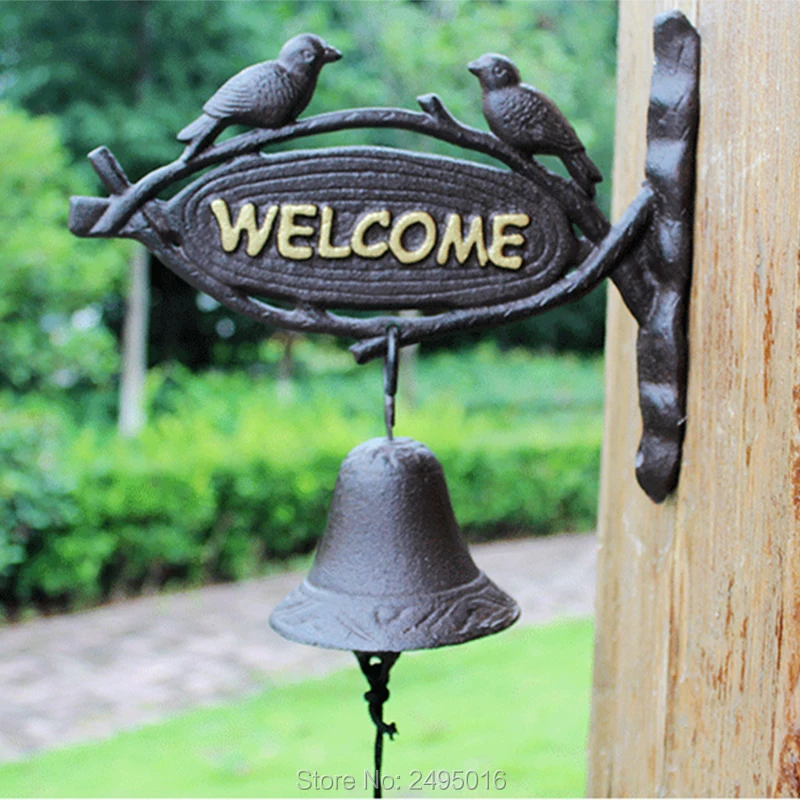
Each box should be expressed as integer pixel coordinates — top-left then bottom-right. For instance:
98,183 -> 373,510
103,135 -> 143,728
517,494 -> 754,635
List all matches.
270,437 -> 519,652
270,570 -> 519,652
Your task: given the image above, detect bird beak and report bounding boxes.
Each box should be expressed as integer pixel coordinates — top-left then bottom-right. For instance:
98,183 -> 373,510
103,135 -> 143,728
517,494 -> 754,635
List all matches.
323,45 -> 342,63
467,60 -> 481,76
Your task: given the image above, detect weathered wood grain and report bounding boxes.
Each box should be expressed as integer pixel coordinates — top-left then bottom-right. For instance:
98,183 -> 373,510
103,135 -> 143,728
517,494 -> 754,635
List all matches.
588,1 -> 800,795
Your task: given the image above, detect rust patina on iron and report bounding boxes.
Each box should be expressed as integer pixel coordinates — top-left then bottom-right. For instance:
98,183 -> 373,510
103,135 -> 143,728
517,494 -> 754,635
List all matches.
69,10 -> 699,502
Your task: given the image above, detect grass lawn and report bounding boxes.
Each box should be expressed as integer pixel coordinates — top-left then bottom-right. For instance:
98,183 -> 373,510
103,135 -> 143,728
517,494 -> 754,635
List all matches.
0,618 -> 593,798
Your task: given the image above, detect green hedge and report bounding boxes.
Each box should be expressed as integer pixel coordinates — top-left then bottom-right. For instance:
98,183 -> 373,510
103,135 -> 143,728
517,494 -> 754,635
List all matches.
1,351 -> 602,615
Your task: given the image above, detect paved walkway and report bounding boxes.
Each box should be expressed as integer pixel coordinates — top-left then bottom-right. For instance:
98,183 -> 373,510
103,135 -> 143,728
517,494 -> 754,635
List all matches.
0,533 -> 597,762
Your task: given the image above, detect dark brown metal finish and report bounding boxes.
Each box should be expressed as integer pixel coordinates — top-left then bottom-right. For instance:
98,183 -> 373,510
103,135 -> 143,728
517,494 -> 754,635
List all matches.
383,326 -> 399,440
269,437 -> 520,652
170,147 -> 577,310
69,93 -> 601,241
468,53 -> 602,198
68,13 -> 700,502
177,33 -> 342,160
610,12 -> 700,501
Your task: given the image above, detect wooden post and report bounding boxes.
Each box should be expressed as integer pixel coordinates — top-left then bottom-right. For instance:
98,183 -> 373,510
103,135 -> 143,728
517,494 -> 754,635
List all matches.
589,1 -> 800,795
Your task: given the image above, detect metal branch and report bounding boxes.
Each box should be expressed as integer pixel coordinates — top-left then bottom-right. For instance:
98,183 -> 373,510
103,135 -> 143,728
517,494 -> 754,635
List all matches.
84,97 -> 609,242
129,185 -> 651,364
350,185 -> 653,363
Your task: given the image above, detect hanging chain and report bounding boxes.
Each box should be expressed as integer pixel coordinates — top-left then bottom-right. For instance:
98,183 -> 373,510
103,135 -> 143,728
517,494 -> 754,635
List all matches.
383,325 -> 399,440
355,651 -> 400,799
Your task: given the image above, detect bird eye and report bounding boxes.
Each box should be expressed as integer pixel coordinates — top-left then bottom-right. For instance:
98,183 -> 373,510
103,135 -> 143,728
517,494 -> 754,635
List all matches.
302,49 -> 315,63
493,64 -> 505,76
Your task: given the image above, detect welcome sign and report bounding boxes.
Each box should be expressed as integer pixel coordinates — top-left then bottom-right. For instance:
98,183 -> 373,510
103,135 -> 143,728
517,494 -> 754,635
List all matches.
69,14 -> 699,503
169,148 -> 576,310
68,71 -> 598,322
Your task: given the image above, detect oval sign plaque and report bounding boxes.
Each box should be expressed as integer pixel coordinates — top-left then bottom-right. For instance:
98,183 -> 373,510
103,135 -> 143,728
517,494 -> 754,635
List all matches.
169,147 -> 578,310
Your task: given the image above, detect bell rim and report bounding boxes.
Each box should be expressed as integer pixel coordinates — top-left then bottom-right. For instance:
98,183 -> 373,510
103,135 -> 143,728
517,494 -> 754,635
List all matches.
269,570 -> 520,653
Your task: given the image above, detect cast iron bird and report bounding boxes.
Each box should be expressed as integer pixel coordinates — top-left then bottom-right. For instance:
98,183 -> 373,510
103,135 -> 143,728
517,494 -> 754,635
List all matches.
177,33 -> 342,160
468,53 -> 602,198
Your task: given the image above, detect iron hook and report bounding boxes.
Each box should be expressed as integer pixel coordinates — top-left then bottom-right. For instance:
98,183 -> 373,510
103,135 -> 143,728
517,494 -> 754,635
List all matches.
383,325 -> 399,440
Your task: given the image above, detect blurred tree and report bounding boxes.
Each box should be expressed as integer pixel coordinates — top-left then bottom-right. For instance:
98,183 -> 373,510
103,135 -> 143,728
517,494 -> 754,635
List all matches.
117,3 -> 153,438
0,0 -> 617,366
0,0 -> 280,386
0,102 -> 127,392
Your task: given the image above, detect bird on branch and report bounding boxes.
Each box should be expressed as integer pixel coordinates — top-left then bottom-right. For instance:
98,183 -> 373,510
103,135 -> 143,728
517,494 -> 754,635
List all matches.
468,54 -> 602,198
177,33 -> 342,161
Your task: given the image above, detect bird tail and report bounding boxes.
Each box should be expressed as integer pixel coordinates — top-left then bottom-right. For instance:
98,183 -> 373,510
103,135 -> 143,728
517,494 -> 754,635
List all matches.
177,114 -> 224,160
177,114 -> 212,142
564,150 -> 603,199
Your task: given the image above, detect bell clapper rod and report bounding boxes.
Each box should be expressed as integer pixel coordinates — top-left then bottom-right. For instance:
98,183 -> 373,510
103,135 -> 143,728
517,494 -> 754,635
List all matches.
355,651 -> 400,799
383,325 -> 399,440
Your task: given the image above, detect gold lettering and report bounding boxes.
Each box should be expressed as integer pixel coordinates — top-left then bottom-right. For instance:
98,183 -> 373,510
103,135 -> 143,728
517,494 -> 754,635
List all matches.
277,204 -> 318,260
318,206 -> 352,259
389,211 -> 437,265
488,213 -> 530,270
351,210 -> 391,258
210,200 -> 530,270
436,214 -> 488,266
210,198 -> 278,257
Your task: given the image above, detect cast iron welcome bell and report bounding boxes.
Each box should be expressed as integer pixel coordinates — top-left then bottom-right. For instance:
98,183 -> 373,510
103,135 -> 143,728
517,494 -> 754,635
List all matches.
69,11 -> 699,796
271,432 -> 520,791
270,435 -> 519,652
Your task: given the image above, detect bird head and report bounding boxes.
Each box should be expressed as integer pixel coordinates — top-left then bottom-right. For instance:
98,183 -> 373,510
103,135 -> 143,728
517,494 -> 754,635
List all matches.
279,34 -> 342,75
467,54 -> 521,91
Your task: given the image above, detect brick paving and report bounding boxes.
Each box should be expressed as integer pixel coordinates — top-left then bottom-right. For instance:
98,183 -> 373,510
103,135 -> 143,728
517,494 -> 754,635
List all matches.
0,533 -> 596,762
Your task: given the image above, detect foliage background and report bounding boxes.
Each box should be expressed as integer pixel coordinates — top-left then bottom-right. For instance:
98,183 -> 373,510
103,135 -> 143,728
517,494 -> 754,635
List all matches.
0,0 -> 616,616
1,347 -> 603,614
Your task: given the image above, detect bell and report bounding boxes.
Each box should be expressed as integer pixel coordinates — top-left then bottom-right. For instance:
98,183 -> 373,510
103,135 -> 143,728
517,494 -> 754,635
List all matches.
270,436 -> 519,652
270,434 -> 520,798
